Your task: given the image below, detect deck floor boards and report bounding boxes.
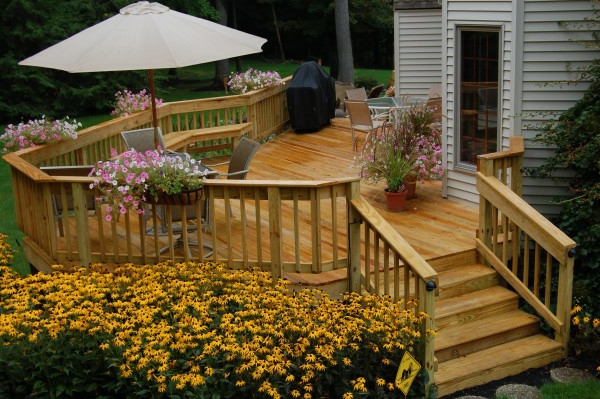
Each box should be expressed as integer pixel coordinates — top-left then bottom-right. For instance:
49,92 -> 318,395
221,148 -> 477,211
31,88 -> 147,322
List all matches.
57,118 -> 478,266
246,118 -> 479,261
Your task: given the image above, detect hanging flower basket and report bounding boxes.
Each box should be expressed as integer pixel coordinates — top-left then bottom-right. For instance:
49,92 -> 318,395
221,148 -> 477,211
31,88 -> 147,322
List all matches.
147,187 -> 203,206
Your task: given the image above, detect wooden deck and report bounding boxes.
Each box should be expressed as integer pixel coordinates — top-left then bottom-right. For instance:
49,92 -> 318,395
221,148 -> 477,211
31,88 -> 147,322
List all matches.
53,117 -> 478,277
241,117 -> 479,262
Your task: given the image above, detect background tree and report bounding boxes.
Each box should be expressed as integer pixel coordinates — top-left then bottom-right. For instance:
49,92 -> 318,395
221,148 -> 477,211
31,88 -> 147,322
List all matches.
1,0 -> 393,123
257,0 -> 286,62
334,0 -> 354,84
213,0 -> 230,88
0,0 -> 217,123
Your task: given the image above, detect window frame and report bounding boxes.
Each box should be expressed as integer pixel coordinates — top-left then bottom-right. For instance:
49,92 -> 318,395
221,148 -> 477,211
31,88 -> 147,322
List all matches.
455,26 -> 502,170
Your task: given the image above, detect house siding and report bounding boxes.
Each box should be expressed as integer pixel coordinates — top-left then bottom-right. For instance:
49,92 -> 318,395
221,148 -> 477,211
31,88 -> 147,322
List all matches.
395,9 -> 443,97
443,0 -> 515,207
394,0 -> 598,215
519,0 -> 598,215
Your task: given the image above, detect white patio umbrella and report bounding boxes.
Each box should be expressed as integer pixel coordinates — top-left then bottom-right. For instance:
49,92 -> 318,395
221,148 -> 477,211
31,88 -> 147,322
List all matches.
19,1 -> 267,149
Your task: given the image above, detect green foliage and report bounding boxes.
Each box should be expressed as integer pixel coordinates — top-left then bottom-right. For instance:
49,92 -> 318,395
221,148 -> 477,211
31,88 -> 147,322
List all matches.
354,76 -> 380,91
0,331 -> 121,398
528,64 -> 600,312
0,0 -> 216,124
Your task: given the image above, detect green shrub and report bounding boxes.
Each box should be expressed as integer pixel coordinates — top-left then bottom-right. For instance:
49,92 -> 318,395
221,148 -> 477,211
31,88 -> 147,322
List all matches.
528,64 -> 600,314
354,76 -> 380,92
0,262 -> 433,398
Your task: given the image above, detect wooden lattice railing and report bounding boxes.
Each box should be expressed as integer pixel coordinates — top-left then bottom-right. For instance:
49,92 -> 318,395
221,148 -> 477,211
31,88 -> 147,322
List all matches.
477,136 -> 576,351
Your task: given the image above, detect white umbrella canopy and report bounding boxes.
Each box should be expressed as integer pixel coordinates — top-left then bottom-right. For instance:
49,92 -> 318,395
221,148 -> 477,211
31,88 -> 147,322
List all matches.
19,1 -> 267,147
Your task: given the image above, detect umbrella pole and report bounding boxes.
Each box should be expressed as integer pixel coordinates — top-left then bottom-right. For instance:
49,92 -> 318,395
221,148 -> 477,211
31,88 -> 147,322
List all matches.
147,69 -> 161,151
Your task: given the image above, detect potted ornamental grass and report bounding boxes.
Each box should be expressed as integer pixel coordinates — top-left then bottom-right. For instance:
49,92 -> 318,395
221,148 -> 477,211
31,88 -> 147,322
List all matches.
90,148 -> 209,221
355,101 -> 444,210
356,122 -> 416,211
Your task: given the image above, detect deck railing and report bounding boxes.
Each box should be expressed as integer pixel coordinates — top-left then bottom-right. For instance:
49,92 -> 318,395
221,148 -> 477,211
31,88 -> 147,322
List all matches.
349,196 -> 437,387
477,137 -> 576,352
4,82 -> 438,395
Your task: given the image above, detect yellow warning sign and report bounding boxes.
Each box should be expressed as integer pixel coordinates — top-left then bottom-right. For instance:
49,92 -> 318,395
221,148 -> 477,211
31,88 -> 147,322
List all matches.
395,351 -> 421,396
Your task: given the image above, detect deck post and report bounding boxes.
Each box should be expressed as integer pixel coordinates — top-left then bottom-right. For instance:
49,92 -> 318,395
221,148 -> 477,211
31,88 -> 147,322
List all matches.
72,183 -> 91,269
556,254 -> 575,353
268,187 -> 283,281
477,157 -> 494,253
347,180 -> 362,293
418,279 -> 436,398
509,136 -> 524,196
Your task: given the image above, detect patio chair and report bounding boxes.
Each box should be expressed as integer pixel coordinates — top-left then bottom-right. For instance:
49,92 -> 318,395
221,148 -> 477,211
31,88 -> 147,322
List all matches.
367,84 -> 384,99
120,127 -> 189,158
344,100 -> 386,151
346,87 -> 368,101
204,137 -> 261,181
203,137 -> 261,216
40,165 -> 97,237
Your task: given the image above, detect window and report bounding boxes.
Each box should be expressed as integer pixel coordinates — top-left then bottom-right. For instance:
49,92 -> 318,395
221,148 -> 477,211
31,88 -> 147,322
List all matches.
458,28 -> 500,166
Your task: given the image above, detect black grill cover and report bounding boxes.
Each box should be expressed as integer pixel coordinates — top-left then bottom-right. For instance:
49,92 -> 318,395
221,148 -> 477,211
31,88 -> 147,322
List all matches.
286,61 -> 336,132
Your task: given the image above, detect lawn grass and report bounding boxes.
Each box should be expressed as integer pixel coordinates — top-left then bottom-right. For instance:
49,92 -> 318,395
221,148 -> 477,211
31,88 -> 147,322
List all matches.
0,159 -> 28,276
540,380 -> 600,398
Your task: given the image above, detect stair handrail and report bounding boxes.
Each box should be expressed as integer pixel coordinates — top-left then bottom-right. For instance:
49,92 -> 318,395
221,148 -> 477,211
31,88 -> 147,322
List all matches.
349,195 -> 437,395
477,138 -> 576,352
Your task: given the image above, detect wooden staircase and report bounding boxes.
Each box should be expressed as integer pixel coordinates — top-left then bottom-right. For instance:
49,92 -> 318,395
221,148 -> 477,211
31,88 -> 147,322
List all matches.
428,250 -> 564,397
288,247 -> 566,397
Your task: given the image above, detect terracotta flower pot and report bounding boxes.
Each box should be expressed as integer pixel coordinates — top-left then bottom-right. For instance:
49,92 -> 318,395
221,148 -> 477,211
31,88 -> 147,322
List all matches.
404,180 -> 417,199
384,188 -> 407,212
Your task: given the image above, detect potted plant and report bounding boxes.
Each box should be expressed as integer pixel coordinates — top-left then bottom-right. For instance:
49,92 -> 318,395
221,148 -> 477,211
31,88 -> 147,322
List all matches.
0,116 -> 81,153
404,120 -> 444,199
111,89 -> 163,118
227,68 -> 285,94
355,122 -> 417,211
90,148 -> 208,221
355,101 -> 444,210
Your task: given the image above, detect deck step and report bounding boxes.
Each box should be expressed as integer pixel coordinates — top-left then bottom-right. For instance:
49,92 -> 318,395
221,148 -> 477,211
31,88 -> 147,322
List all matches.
435,335 -> 564,397
427,249 -> 480,272
435,310 -> 541,363
437,263 -> 499,299
435,286 -> 519,330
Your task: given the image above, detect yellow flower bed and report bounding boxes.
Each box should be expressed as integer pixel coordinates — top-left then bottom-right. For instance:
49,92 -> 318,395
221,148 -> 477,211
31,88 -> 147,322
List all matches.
0,261 -> 433,398
0,233 -> 14,266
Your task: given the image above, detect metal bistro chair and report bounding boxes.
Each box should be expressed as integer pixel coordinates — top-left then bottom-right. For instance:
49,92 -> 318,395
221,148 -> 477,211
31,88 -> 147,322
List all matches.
367,84 -> 384,99
344,100 -> 386,151
204,137 -> 261,216
120,127 -> 189,158
346,87 -> 368,101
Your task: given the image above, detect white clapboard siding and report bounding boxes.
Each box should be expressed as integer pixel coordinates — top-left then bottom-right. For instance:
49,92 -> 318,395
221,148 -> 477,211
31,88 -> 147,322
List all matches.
444,0 -> 514,206
396,8 -> 443,97
395,0 -> 598,216
518,0 -> 597,215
